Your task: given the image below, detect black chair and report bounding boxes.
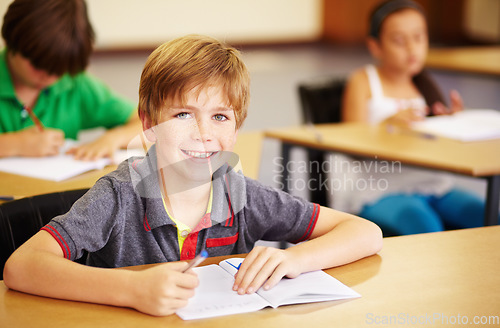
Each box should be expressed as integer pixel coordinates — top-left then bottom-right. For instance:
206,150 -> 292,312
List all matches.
298,76 -> 346,125
297,77 -> 346,205
0,189 -> 89,279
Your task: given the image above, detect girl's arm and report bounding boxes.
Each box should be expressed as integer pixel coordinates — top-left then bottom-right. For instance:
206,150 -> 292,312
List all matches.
342,69 -> 371,123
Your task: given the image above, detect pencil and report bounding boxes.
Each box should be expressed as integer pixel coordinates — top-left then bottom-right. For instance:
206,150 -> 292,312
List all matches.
182,250 -> 208,272
23,106 -> 44,132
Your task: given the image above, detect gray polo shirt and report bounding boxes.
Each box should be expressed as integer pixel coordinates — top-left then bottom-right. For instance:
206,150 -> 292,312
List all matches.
43,146 -> 320,267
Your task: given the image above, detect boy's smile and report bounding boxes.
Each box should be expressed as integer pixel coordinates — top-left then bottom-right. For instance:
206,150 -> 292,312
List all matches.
181,149 -> 218,160
144,86 -> 238,187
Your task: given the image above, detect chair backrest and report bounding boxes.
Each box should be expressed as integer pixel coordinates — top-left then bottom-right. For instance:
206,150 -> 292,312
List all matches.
296,77 -> 346,206
298,76 -> 346,124
0,189 -> 89,279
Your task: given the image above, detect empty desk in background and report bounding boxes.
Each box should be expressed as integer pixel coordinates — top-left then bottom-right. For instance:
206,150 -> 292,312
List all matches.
426,46 -> 500,76
264,122 -> 500,226
0,226 -> 499,327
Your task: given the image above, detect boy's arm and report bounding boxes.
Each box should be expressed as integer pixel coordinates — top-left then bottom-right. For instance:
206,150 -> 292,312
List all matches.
67,112 -> 143,161
3,230 -> 199,316
233,206 -> 382,295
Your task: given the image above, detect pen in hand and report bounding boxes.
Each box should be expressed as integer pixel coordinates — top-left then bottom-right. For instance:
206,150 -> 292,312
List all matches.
182,250 -> 208,272
23,106 -> 45,132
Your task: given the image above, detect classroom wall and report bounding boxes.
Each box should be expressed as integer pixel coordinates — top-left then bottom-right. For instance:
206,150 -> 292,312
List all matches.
0,0 -> 322,49
464,0 -> 500,42
322,0 -> 500,45
1,0 -> 499,49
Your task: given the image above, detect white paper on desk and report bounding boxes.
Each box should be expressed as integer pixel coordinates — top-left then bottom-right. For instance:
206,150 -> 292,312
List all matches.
412,109 -> 500,142
176,258 -> 360,320
176,264 -> 270,320
0,140 -> 110,181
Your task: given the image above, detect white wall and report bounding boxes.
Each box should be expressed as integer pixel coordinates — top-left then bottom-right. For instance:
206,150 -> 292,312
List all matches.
463,0 -> 500,42
0,0 -> 322,50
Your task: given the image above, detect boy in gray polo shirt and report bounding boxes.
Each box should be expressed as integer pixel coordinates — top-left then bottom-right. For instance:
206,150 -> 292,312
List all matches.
4,35 -> 382,317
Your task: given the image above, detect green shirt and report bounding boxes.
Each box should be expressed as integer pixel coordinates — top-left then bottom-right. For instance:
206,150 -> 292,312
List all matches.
0,48 -> 136,139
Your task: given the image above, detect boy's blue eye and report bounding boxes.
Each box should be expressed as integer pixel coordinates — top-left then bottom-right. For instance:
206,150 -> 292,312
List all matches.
177,112 -> 191,119
214,114 -> 228,121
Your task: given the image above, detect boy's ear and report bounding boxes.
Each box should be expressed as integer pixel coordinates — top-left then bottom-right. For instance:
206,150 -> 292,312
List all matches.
140,111 -> 157,142
366,37 -> 382,60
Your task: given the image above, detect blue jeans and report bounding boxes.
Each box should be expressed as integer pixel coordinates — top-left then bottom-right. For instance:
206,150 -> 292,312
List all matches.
359,188 -> 495,236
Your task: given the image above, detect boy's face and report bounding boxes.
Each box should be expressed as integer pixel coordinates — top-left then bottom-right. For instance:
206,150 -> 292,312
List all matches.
143,86 -> 239,184
373,8 -> 428,76
7,52 -> 60,90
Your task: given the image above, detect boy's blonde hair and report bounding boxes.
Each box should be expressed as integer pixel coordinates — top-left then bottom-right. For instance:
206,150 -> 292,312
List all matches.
139,34 -> 250,129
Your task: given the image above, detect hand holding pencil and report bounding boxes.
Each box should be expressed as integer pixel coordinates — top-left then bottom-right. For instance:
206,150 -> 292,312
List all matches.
10,106 -> 64,157
14,126 -> 64,157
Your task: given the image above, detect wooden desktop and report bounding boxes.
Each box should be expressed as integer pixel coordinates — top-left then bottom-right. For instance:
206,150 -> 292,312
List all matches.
264,122 -> 500,226
426,46 -> 500,76
0,226 -> 498,327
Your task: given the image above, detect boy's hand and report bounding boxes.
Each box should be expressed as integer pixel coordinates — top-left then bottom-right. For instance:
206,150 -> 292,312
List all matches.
232,246 -> 302,295
66,134 -> 120,161
131,262 -> 199,316
17,127 -> 64,157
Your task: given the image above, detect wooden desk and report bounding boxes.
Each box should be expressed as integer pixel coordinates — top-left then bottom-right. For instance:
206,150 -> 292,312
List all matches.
0,226 -> 498,327
426,46 -> 500,76
0,166 -> 117,200
0,131 -> 263,200
264,122 -> 500,225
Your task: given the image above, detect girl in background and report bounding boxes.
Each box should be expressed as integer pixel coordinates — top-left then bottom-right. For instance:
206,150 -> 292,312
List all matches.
340,0 -> 494,235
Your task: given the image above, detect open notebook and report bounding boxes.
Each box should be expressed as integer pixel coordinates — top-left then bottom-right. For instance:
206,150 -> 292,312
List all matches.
0,140 -> 111,182
412,109 -> 500,142
176,257 -> 360,320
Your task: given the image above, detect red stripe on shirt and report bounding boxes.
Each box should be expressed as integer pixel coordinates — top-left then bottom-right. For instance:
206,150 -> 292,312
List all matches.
41,226 -> 71,259
131,159 -> 141,171
206,232 -> 239,248
293,203 -> 320,243
143,214 -> 151,231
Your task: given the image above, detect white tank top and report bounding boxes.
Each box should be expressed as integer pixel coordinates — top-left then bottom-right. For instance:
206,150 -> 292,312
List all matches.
365,64 -> 427,123
327,65 -> 452,213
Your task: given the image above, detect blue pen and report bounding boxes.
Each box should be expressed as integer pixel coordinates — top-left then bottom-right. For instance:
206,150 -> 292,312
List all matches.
182,250 -> 208,272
